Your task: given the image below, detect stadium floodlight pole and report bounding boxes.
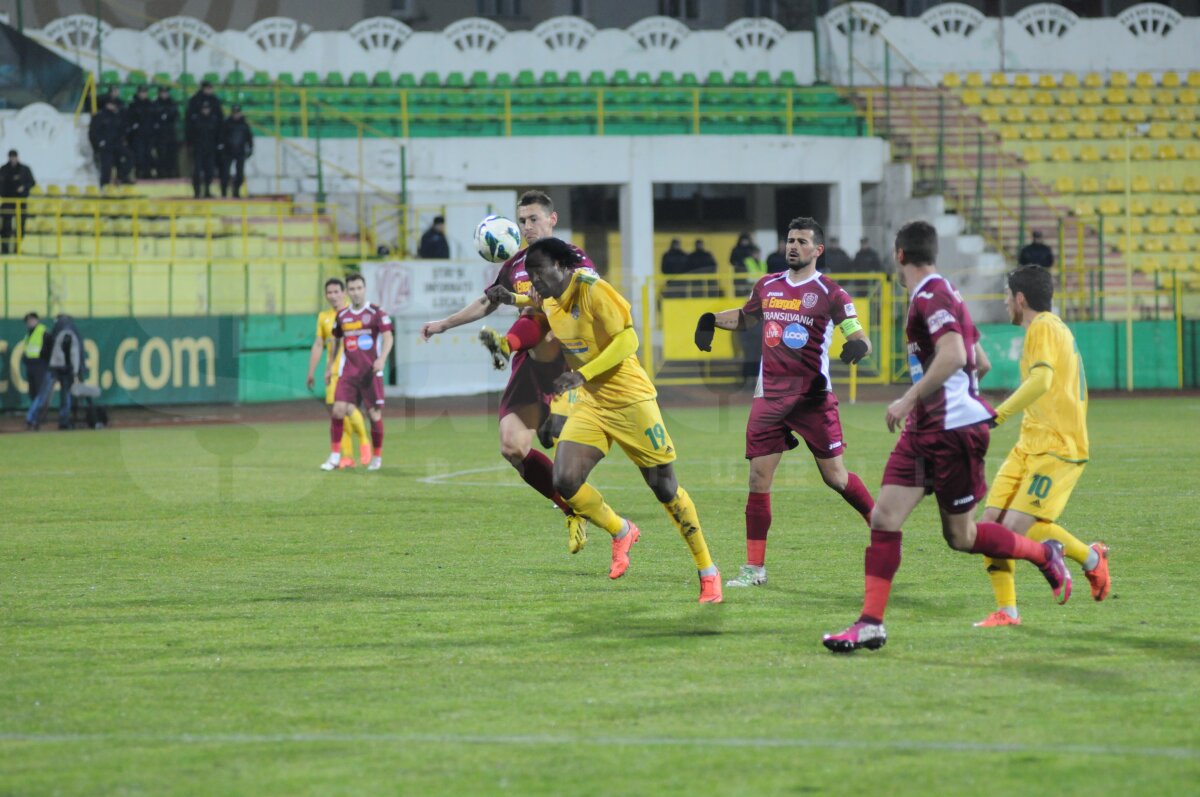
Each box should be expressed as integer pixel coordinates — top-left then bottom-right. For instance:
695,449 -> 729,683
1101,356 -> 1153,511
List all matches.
1123,125 -> 1134,392
95,0 -> 102,82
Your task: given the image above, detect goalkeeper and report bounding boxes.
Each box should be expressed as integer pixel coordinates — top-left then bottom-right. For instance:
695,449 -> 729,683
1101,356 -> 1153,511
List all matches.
692,217 -> 876,589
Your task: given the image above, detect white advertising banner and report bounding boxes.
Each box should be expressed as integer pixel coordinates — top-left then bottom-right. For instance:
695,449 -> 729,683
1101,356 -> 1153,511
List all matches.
361,259 -> 518,399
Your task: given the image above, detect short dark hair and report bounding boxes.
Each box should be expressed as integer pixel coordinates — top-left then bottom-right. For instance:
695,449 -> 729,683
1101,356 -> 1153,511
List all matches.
345,273 -> 366,287
525,237 -> 583,270
787,216 -> 824,246
518,190 -> 554,213
433,215 -> 445,225
7,149 -> 16,158
24,311 -> 38,321
894,220 -> 938,266
324,277 -> 345,290
201,81 -> 213,89
1007,265 -> 1054,312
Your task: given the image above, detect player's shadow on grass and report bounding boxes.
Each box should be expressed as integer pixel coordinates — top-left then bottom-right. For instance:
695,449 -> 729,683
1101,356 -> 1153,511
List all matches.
556,602 -> 727,640
1018,625 -> 1200,663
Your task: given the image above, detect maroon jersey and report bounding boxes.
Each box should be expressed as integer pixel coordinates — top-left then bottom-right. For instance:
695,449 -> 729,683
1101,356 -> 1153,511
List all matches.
333,302 -> 393,380
904,273 -> 993,432
742,271 -> 858,399
489,244 -> 594,298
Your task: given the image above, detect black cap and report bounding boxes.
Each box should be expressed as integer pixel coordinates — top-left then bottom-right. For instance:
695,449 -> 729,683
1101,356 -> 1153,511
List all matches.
7,149 -> 17,158
201,80 -> 213,88
433,215 -> 445,224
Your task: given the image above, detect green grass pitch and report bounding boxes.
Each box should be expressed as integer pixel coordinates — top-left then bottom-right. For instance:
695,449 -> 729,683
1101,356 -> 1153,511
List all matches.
2,396 -> 1198,796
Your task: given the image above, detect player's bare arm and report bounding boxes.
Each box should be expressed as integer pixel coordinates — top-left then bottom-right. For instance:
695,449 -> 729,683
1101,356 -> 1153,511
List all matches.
886,331 -> 967,432
373,330 -> 394,374
306,335 -> 325,391
974,341 -> 992,379
421,294 -> 500,340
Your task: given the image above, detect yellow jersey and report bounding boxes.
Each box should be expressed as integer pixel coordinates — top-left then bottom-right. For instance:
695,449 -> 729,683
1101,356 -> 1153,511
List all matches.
542,270 -> 656,409
316,307 -> 345,378
1018,312 -> 1089,462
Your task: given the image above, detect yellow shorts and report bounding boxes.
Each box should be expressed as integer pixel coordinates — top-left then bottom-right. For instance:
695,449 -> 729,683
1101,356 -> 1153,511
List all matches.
559,398 -> 677,468
985,446 -> 1085,522
325,374 -> 339,405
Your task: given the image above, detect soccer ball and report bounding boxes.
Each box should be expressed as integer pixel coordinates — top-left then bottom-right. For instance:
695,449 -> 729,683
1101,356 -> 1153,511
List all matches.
474,215 -> 522,263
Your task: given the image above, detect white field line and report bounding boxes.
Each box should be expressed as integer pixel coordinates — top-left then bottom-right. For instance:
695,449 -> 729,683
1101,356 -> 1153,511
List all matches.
416,464 -> 753,492
0,731 -> 1194,759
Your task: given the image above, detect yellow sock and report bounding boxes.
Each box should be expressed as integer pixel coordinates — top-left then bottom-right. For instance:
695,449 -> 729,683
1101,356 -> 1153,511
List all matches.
348,407 -> 368,448
339,419 -> 353,459
661,487 -> 714,571
564,483 -> 625,536
984,556 -> 1017,610
1029,521 -> 1091,566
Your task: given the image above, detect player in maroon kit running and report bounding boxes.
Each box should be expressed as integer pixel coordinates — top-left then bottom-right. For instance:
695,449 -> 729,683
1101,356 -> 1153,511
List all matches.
694,217 -> 876,588
420,191 -> 592,552
325,273 -> 394,472
822,220 -> 1071,653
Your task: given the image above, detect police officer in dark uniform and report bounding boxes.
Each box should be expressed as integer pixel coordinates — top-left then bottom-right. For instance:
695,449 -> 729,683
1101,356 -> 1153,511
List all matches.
0,149 -> 35,253
89,99 -> 131,186
126,85 -> 157,179
219,105 -> 253,198
186,82 -> 224,198
152,86 -> 180,178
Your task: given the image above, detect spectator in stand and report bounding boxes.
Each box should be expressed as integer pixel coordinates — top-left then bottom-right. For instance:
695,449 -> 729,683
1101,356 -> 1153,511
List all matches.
26,314 -> 86,431
188,103 -> 221,198
22,312 -> 48,407
738,244 -> 766,277
823,236 -> 852,273
687,238 -> 717,274
126,85 -> 157,180
852,236 -> 884,273
766,236 -> 788,273
729,232 -> 756,271
1019,230 -> 1055,270
89,99 -> 132,187
103,84 -> 125,111
152,85 -> 180,178
219,105 -> 253,198
661,238 -> 689,275
418,215 -> 450,258
0,150 -> 35,254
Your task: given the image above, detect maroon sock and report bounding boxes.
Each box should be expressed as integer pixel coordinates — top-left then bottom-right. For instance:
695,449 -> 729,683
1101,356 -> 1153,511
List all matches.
330,417 -> 344,451
860,529 -> 903,625
970,521 -> 1049,565
839,471 -> 875,526
505,315 -> 546,353
745,491 -> 771,566
520,449 -> 571,515
370,418 -> 384,455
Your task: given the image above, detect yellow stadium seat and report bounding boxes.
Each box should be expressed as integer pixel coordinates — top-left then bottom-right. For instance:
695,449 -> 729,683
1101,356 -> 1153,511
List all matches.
1106,88 -> 1129,105
1158,176 -> 1177,192
1049,125 -> 1070,140
1049,145 -> 1071,161
1010,89 -> 1031,105
1074,200 -> 1095,217
1076,106 -> 1099,122
1104,145 -> 1125,161
1028,107 -> 1050,123
1099,197 -> 1122,215
1052,107 -> 1073,123
1022,146 -> 1043,162
1128,217 -> 1146,233
1161,72 -> 1180,88
1102,106 -> 1123,123
962,89 -> 983,105
1110,72 -> 1129,88
1168,236 -> 1190,253
1185,143 -> 1200,159
1056,90 -> 1079,106
1138,255 -> 1161,272
990,72 -> 1009,87
1125,107 -> 1148,123
1152,198 -> 1172,215
1079,145 -> 1101,161
1004,107 -> 1026,123
942,72 -> 961,88
81,185 -> 96,197
1180,89 -> 1199,105
979,107 -> 1001,123
1132,174 -> 1151,191
1054,175 -> 1075,192
1060,73 -> 1081,89
1037,75 -> 1056,89
1171,123 -> 1191,138
1147,122 -> 1169,138
1188,72 -> 1200,88
1073,123 -> 1096,139
1177,199 -> 1198,216
1142,236 -> 1164,252
1132,145 -> 1152,161
1130,88 -> 1152,105
1135,72 -> 1154,89
1184,176 -> 1200,192
1147,217 -> 1169,234
1157,144 -> 1179,160
1103,215 -> 1123,235
986,89 -> 1008,105
1175,106 -> 1196,122
1083,73 -> 1103,88
1080,90 -> 1103,106
1033,91 -> 1055,106
1130,198 -> 1148,215
1013,74 -> 1033,88
1167,255 -> 1189,271
1153,89 -> 1176,106
965,72 -> 984,88
1097,123 -> 1121,138
1081,176 -> 1101,193
1021,126 -> 1043,141
1104,177 -> 1125,193
1001,126 -> 1021,141
1151,106 -> 1173,122
1176,218 -> 1196,235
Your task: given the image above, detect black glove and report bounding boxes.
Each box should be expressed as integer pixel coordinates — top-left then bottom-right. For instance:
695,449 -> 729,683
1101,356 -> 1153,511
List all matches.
694,313 -> 716,352
840,338 -> 870,365
986,416 -> 998,429
538,412 -> 568,450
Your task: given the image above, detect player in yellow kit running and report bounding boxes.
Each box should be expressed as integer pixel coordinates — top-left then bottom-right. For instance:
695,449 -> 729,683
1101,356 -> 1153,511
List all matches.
975,266 -> 1111,627
306,277 -> 370,470
504,237 -> 722,603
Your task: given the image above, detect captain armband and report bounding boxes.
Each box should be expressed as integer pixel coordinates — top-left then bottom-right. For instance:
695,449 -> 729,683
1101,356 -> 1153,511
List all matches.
839,318 -> 864,337
513,293 -> 535,308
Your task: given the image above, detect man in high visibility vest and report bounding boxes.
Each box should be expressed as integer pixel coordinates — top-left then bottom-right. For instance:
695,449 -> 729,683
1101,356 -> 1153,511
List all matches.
22,312 -> 47,413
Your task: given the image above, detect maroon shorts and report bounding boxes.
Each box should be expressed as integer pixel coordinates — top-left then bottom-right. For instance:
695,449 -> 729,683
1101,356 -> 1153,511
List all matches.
497,351 -> 566,421
334,370 -> 385,409
745,391 -> 845,460
882,422 -> 990,514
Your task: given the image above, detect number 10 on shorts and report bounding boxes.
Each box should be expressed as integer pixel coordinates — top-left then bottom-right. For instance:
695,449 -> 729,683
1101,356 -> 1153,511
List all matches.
1028,474 -> 1053,499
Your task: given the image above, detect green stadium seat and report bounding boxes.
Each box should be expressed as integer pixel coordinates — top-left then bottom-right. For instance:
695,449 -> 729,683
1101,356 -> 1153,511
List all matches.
445,72 -> 466,88
585,70 -> 607,87
705,71 -> 726,86
177,72 -> 197,91
634,71 -> 652,86
202,72 -> 221,86
515,70 -> 537,87
372,71 -> 394,88
564,71 -> 583,87
101,70 -> 120,88
349,72 -> 368,87
492,73 -> 512,89
777,71 -> 797,87
730,71 -> 750,87
251,71 -> 271,86
325,72 -> 345,87
469,71 -> 489,88
753,71 -> 772,87
395,73 -> 416,89
656,71 -> 677,87
275,72 -> 295,86
153,72 -> 172,87
417,71 -> 438,88
610,70 -> 631,86
127,70 -> 148,87
679,72 -> 699,87
224,70 -> 245,87
540,71 -> 561,87
301,72 -> 320,87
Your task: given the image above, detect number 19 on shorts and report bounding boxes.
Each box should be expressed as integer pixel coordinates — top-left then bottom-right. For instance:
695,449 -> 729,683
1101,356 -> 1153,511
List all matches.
644,423 -> 667,450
